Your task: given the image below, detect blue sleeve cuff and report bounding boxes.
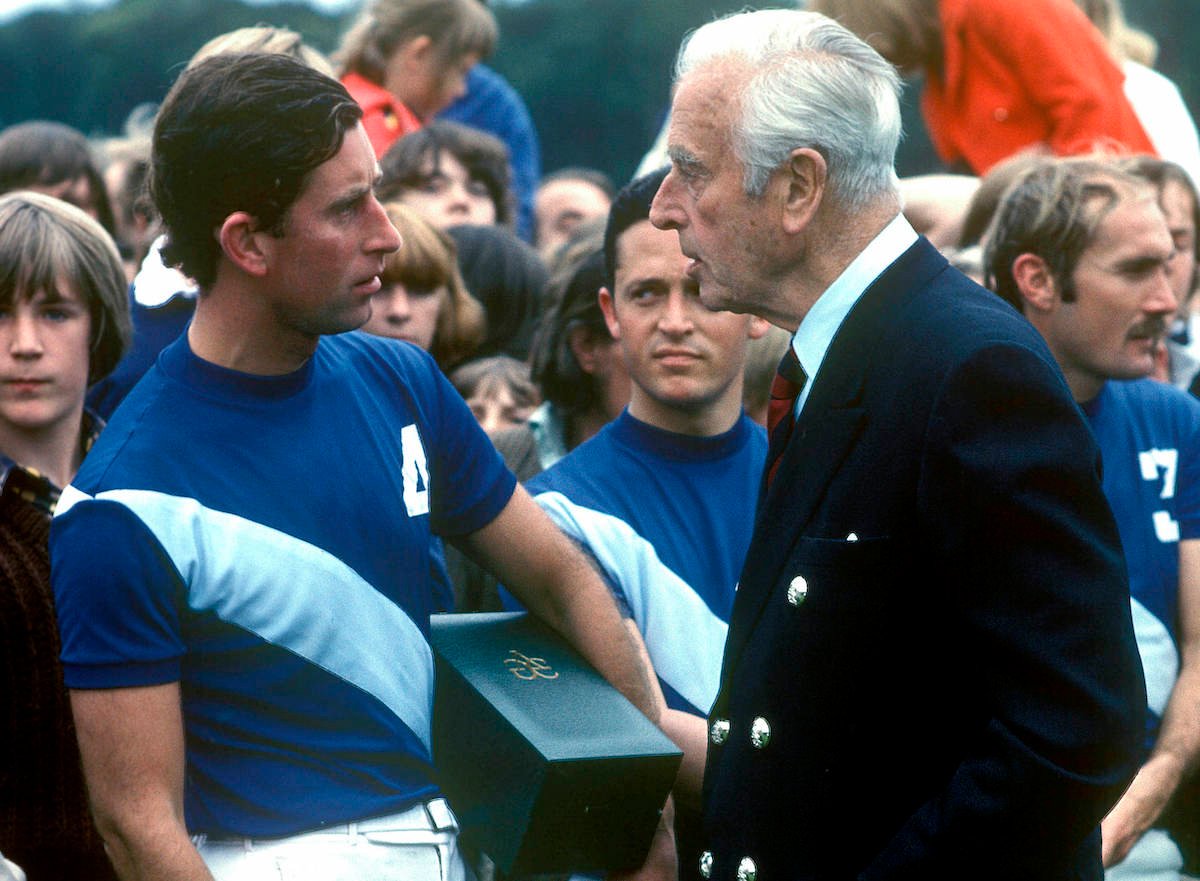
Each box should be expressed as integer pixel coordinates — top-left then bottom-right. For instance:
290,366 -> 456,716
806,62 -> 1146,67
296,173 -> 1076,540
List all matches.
63,657 -> 182,689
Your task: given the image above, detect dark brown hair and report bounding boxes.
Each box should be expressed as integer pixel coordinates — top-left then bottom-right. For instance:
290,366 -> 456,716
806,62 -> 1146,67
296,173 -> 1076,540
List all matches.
378,120 -> 512,228
0,121 -> 117,237
149,53 -> 363,289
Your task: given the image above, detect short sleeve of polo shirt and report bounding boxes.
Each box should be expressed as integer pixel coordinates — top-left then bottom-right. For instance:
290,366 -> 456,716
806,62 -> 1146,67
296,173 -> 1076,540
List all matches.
52,496 -> 188,688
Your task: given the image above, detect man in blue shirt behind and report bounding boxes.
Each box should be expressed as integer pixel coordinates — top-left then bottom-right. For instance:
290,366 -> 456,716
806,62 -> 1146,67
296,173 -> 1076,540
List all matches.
49,53 -> 671,881
525,167 -> 769,879
986,156 -> 1200,881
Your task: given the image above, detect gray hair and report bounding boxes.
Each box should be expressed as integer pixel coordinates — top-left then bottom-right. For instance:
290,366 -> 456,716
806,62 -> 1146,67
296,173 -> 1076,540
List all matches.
676,9 -> 902,209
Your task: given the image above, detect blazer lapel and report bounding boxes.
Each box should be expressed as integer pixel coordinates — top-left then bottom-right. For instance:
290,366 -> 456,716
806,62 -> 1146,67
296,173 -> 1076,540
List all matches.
723,375 -> 867,677
719,239 -> 950,687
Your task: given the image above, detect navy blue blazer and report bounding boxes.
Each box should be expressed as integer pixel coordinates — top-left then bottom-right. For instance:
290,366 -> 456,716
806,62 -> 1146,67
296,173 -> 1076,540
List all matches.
699,239 -> 1146,881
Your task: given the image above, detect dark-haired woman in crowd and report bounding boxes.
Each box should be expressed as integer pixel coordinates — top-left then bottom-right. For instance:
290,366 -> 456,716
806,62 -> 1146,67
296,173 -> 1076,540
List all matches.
378,119 -> 514,230
448,222 -> 546,362
494,225 -> 629,477
448,355 -> 540,436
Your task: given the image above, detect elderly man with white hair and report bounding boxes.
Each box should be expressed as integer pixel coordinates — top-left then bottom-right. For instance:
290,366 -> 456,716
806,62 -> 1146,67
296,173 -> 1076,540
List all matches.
649,9 -> 1146,881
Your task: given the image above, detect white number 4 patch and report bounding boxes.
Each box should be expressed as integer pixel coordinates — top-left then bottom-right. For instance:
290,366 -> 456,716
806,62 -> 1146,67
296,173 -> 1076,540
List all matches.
401,424 -> 430,517
1138,448 -> 1179,543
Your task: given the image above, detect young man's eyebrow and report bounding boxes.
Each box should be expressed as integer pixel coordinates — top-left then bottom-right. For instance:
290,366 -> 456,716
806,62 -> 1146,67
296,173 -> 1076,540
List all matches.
1,285 -> 79,309
1114,255 -> 1169,273
332,185 -> 372,210
620,274 -> 668,293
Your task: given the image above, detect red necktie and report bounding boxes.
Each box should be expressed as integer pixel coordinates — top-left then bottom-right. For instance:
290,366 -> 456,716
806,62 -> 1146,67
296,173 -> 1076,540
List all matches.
765,348 -> 806,488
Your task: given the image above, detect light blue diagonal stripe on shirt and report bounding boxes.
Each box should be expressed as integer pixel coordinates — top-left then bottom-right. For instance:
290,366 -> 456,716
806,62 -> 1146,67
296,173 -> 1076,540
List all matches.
1130,596 -> 1178,718
534,490 -> 727,714
58,486 -> 434,753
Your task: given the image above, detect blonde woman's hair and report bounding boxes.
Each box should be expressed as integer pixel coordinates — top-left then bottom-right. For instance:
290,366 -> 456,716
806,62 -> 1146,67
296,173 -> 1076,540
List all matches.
335,0 -> 497,84
188,26 -> 335,76
806,0 -> 941,74
381,202 -> 485,368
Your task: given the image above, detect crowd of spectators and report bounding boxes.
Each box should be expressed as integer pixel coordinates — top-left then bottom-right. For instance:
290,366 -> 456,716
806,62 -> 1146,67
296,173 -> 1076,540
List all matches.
2,0 -> 1200,879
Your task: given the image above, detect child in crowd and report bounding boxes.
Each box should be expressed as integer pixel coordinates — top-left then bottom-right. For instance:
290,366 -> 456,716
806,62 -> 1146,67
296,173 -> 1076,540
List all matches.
448,355 -> 540,436
362,202 -> 486,371
336,0 -> 497,157
378,120 -> 513,230
533,167 -> 614,262
97,132 -> 154,281
0,191 -> 131,881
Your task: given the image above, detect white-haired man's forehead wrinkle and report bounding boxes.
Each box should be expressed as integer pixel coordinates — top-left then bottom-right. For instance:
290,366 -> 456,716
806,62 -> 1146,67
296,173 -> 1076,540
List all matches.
668,65 -> 742,155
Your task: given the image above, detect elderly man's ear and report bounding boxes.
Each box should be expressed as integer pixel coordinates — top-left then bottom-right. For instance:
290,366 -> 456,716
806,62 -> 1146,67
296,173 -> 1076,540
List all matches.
781,148 -> 827,236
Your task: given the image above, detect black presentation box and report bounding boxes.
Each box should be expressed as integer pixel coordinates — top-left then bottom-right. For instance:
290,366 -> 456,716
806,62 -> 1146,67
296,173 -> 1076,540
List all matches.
430,612 -> 682,876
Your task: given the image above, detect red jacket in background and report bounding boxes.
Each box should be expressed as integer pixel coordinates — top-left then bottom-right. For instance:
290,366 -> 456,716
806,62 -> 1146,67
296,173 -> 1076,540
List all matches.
922,0 -> 1156,173
341,71 -> 422,159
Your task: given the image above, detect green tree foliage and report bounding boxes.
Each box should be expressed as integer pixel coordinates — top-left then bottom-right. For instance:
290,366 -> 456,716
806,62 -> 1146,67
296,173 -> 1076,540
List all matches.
0,0 -> 1194,185
0,0 -> 344,135
1129,0 -> 1199,100
489,0 -> 790,184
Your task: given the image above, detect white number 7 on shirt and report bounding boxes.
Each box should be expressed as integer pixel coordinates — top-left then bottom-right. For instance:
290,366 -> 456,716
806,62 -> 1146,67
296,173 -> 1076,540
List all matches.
1139,448 -> 1179,543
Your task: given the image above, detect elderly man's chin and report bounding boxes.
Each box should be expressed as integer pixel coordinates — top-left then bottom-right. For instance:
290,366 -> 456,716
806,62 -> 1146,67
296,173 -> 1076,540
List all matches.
697,280 -> 743,314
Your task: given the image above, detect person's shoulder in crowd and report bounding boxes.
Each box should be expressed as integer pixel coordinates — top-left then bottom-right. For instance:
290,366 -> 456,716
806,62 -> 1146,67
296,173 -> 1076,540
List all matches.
1099,375 -> 1200,434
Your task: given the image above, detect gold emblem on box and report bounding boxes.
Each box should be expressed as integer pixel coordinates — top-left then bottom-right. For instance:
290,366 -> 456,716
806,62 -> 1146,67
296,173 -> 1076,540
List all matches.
504,650 -> 560,680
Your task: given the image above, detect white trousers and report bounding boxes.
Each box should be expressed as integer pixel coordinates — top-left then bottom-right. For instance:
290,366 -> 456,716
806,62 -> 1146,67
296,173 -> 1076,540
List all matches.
194,798 -> 469,881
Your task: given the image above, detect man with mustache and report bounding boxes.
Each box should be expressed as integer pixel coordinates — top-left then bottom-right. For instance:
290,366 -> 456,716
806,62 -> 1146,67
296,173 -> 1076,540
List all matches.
522,167 -> 768,878
986,156 -> 1200,881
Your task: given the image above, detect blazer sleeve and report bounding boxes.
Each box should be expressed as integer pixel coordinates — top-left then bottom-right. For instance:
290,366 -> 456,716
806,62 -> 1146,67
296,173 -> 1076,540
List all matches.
863,341 -> 1146,878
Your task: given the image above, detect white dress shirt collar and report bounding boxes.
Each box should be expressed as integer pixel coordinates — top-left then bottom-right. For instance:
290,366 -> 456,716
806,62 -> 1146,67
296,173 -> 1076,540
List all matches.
790,214 -> 918,416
